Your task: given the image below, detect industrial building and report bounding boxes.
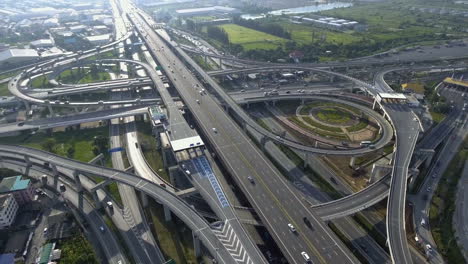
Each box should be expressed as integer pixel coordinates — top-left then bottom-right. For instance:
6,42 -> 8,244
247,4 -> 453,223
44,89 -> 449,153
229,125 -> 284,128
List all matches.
0,49 -> 39,65
85,34 -> 111,45
30,39 -> 54,49
292,16 -> 365,31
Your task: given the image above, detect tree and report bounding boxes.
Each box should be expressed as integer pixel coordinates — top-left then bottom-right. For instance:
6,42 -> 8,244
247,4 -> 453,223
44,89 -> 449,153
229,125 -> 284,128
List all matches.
93,135 -> 108,154
67,147 -> 75,158
41,138 -> 56,153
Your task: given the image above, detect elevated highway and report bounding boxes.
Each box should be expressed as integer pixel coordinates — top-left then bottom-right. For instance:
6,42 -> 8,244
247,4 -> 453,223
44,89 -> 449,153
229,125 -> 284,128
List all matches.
0,144 -> 242,264
129,8 -> 361,263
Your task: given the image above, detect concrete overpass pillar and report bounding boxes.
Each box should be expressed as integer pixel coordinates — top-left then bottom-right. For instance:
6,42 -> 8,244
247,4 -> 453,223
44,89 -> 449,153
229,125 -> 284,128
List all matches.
41,175 -> 48,187
420,149 -> 435,168
24,155 -> 32,167
23,101 -> 30,111
92,191 -> 102,209
330,76 -> 335,83
163,204 -> 172,222
47,105 -> 54,116
369,164 -> 392,183
140,192 -> 149,208
304,152 -> 309,169
301,99 -> 305,105
192,231 -> 201,257
219,58 -> 222,67
372,98 -> 378,110
260,136 -> 268,152
73,171 -> 83,192
272,100 -> 276,107
349,157 -> 356,167
204,55 -> 207,64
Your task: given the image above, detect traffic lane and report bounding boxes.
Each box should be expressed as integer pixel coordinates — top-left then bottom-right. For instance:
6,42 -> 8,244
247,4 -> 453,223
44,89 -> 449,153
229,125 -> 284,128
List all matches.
180,78 -> 354,263
142,25 -> 326,263
137,20 -> 357,263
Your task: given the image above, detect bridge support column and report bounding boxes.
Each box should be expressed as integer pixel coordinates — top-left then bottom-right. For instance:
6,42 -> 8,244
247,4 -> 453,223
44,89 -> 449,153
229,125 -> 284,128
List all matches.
140,192 -> 149,208
260,136 -> 268,152
73,171 -> 83,192
204,55 -> 208,64
192,231 -> 201,257
349,157 -> 356,168
330,76 -> 335,83
23,101 -> 30,111
301,99 -> 305,105
47,105 -> 54,116
369,164 -> 392,183
74,107 -> 79,113
163,204 -> 172,222
372,98 -> 379,110
92,191 -> 102,209
41,174 -> 48,187
272,100 -> 276,107
420,149 -> 435,168
219,58 -> 222,67
24,155 -> 32,167
304,152 -> 309,169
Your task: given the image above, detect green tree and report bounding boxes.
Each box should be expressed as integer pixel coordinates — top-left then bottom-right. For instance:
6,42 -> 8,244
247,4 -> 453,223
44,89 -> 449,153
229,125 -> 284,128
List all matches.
41,138 -> 56,153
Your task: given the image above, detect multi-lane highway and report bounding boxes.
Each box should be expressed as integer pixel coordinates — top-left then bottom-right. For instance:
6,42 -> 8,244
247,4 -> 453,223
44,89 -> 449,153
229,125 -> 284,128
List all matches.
126,5 -> 360,263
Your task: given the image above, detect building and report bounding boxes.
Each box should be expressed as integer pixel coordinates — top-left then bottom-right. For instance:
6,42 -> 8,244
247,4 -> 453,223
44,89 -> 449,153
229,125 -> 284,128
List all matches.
93,25 -> 109,34
292,16 -> 365,31
85,34 -> 111,45
30,39 -> 54,49
0,176 -> 35,205
69,25 -> 87,33
43,18 -> 59,28
175,6 -> 240,17
0,194 -> 19,229
0,49 -> 39,65
0,253 -> 15,264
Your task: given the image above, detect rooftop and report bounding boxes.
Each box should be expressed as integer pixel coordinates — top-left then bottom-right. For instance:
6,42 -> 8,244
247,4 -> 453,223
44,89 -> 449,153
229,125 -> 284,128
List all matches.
378,93 -> 407,100
0,175 -> 31,193
30,39 -> 54,46
85,34 -> 110,42
176,6 -> 238,15
0,49 -> 39,62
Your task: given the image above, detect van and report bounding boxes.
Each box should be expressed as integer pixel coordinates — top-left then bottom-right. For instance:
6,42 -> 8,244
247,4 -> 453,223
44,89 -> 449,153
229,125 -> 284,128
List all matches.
301,252 -> 311,263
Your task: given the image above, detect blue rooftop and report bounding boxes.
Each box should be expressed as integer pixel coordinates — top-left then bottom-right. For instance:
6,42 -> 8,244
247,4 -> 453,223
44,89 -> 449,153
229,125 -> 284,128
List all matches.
0,253 -> 14,264
0,176 -> 30,193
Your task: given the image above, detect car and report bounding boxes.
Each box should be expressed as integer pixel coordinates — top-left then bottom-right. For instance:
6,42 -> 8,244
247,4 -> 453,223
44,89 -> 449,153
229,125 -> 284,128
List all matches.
135,142 -> 139,148
17,122 -> 25,127
426,187 -> 431,192
98,100 -> 104,105
212,127 -> 217,133
426,244 -> 432,252
43,227 -> 48,234
240,89 -> 245,92
285,91 -> 291,94
301,251 -> 311,263
185,170 -> 191,175
288,223 -> 296,233
303,217 -> 312,229
196,99 -> 200,104
106,201 -> 113,209
99,226 -> 105,232
59,184 -> 66,192
247,176 -> 254,183
159,183 -> 166,188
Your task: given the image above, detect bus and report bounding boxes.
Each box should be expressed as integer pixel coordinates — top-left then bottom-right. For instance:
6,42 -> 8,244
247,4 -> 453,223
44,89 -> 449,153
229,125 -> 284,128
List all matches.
360,141 -> 372,146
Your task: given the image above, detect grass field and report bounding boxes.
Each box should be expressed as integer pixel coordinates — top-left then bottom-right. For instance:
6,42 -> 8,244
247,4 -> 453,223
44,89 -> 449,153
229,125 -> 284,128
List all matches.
0,127 -> 108,162
58,68 -> 110,85
217,24 -> 287,50
30,75 -> 53,88
0,83 -> 8,96
59,231 -> 99,264
278,22 -> 362,45
315,108 -> 352,124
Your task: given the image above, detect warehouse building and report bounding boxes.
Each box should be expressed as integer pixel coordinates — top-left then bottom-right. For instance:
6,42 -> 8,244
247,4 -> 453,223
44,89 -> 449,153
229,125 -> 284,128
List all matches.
0,49 -> 39,65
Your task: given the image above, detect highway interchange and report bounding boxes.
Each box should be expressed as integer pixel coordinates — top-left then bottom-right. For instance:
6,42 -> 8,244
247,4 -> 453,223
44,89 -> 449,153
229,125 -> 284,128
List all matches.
0,0 -> 466,263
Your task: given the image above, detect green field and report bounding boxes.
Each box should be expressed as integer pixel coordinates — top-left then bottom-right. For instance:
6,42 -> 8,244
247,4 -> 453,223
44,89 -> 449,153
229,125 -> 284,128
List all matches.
217,24 -> 287,50
58,68 -> 110,85
0,127 -> 108,162
315,108 -> 352,124
278,22 -> 362,45
60,231 -> 99,264
0,83 -> 8,96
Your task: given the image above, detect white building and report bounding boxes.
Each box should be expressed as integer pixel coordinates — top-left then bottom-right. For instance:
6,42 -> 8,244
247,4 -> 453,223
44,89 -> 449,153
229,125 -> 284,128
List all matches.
69,25 -> 87,33
43,17 -> 59,27
0,49 -> 39,65
30,39 -> 54,49
85,34 -> 111,45
0,194 -> 18,229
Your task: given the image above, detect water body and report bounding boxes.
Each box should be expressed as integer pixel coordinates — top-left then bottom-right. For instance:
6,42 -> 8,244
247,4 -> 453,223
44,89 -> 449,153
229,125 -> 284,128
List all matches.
241,2 -> 353,20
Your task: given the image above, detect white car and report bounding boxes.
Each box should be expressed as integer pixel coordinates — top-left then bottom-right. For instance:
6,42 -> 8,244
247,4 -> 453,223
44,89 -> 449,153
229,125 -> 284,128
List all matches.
212,127 -> 217,133
288,223 -> 296,233
301,251 -> 311,263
